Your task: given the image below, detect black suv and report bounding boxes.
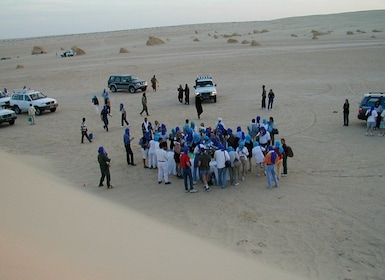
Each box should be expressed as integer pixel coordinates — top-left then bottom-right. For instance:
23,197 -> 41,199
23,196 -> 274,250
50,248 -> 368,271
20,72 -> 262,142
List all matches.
357,93 -> 385,120
108,75 -> 147,93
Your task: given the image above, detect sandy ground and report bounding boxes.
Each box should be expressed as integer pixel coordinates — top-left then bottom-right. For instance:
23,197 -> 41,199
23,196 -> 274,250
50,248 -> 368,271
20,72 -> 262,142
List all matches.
1,10 -> 385,280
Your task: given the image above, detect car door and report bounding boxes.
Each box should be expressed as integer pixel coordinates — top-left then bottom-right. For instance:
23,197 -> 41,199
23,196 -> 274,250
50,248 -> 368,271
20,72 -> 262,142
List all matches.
121,76 -> 131,91
21,95 -> 32,111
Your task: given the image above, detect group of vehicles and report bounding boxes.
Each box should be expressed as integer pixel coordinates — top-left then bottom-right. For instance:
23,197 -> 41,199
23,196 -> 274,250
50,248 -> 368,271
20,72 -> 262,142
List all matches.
2,73 -> 380,127
107,74 -> 218,102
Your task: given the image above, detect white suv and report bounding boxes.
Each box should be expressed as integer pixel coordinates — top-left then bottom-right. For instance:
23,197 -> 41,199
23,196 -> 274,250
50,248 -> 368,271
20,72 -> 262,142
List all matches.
194,75 -> 217,103
0,90 -> 11,108
10,89 -> 58,115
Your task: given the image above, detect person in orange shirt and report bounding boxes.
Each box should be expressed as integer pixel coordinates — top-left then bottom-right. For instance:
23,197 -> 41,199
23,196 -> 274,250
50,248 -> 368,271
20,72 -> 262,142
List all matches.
263,146 -> 279,189
180,147 -> 197,193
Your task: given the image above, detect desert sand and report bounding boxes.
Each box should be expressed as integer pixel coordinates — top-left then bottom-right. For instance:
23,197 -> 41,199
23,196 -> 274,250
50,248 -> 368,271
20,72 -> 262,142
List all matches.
0,10 -> 384,280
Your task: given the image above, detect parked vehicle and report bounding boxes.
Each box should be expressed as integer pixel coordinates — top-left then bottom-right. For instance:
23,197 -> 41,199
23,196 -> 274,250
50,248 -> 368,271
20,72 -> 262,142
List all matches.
61,50 -> 74,57
10,89 -> 58,115
0,90 -> 11,108
108,74 -> 148,93
0,108 -> 17,126
194,75 -> 217,103
357,92 -> 385,120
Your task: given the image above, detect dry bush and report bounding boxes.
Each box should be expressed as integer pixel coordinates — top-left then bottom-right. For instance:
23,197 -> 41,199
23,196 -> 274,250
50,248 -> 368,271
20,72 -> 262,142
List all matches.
311,30 -> 331,36
253,30 -> 260,34
291,34 -> 298,37
119,48 -> 129,53
232,32 -> 241,36
346,31 -> 354,35
241,40 -> 250,44
193,38 -> 200,42
371,35 -> 377,38
16,65 -> 24,69
227,38 -> 238,43
312,35 -> 318,40
213,35 -> 219,39
356,29 -> 366,33
195,30 -> 198,34
31,46 -> 48,55
372,29 -> 382,32
223,34 -> 232,38
250,40 -> 260,46
260,29 -> 269,33
71,46 -> 86,55
146,36 -> 165,46
1,57 -> 11,60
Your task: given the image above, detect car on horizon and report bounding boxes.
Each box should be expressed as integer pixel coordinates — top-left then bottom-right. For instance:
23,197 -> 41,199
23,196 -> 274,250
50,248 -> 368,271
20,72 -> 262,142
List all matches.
194,75 -> 217,103
61,50 -> 74,57
107,74 -> 148,93
0,108 -> 17,126
10,89 -> 58,115
357,92 -> 385,120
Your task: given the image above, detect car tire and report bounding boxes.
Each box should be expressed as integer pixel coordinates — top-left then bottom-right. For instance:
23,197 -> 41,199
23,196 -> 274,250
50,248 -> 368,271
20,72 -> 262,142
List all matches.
13,106 -> 21,114
9,120 -> 15,125
129,87 -> 136,93
50,108 -> 57,112
213,96 -> 217,103
35,107 -> 41,116
110,85 -> 117,93
142,86 -> 147,92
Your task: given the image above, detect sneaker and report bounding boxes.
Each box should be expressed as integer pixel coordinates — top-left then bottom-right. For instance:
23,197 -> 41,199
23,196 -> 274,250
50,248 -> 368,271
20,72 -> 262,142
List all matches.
98,184 -> 104,187
235,182 -> 239,186
185,189 -> 189,193
205,186 -> 210,191
193,181 -> 197,185
190,189 -> 198,193
107,185 -> 114,189
365,132 -> 368,136
165,182 -> 171,185
378,134 -> 384,137
370,133 -> 373,136
281,173 -> 288,177
158,181 -> 162,184
242,176 -> 245,181
257,173 -> 261,177
144,165 -> 149,168
130,163 -> 137,166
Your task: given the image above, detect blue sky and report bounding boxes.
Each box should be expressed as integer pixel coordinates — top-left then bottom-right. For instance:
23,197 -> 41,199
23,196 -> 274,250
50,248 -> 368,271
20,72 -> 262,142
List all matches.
1,0 -> 384,39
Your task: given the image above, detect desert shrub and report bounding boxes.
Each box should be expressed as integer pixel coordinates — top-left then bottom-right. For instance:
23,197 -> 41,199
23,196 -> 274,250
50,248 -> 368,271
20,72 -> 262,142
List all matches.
250,40 -> 260,46
312,35 -> 318,40
16,64 -> 24,69
213,35 -> 219,39
346,31 -> 354,35
31,46 -> 47,55
291,34 -> 298,37
71,46 -> 86,55
232,33 -> 241,36
195,30 -> 198,34
223,34 -> 232,38
119,48 -> 129,53
241,40 -> 250,44
227,39 -> 238,43
146,36 -> 165,46
253,30 -> 260,34
193,38 -> 200,42
260,29 -> 269,33
372,29 -> 382,32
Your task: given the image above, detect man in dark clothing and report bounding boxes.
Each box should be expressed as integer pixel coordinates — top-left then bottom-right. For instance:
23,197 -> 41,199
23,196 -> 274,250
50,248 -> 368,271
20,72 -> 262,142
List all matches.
195,94 -> 203,119
177,85 -> 184,103
123,127 -> 136,166
184,84 -> 190,105
261,85 -> 266,109
98,146 -> 113,189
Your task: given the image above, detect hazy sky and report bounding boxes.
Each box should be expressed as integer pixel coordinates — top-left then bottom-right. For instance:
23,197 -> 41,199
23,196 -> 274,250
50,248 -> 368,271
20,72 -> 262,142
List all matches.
1,0 -> 384,39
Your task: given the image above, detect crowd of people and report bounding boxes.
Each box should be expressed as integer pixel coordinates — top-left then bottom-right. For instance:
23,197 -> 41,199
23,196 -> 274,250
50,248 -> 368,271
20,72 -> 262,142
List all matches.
87,86 -> 292,192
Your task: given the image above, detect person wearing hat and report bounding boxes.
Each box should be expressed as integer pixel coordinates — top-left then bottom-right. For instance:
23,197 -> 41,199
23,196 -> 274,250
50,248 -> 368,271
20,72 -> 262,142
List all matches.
180,146 -> 197,193
98,146 -> 113,189
365,105 -> 378,136
92,95 -> 99,114
213,144 -> 230,189
263,146 -> 279,189
227,146 -> 240,186
123,127 -> 136,166
81,117 -> 92,144
120,103 -> 129,127
198,145 -> 212,191
257,126 -> 271,149
252,141 -> 265,177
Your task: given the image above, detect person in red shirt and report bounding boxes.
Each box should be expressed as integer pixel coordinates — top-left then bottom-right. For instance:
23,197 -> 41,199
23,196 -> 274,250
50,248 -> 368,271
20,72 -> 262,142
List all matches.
180,147 -> 197,193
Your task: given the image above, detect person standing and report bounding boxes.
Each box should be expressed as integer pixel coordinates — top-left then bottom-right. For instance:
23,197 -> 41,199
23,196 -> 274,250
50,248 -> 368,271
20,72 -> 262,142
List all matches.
378,109 -> 385,136
100,105 -> 111,132
184,84 -> 190,105
156,141 -> 171,185
214,145 -> 230,189
236,141 -> 249,181
227,146 -> 240,186
198,146 -> 212,191
374,101 -> 383,129
267,89 -> 275,110
151,75 -> 158,92
139,92 -> 149,116
365,105 -> 378,136
123,127 -> 136,166
141,117 -> 153,136
263,146 -> 279,189
252,141 -> 265,177
98,146 -> 113,189
180,146 -> 197,193
81,117 -> 92,143
261,85 -> 266,110
343,99 -> 349,126
92,95 -> 99,114
28,104 -> 36,125
195,94 -> 203,119
120,103 -> 129,127
177,85 -> 184,103
139,131 -> 150,168
280,138 -> 290,177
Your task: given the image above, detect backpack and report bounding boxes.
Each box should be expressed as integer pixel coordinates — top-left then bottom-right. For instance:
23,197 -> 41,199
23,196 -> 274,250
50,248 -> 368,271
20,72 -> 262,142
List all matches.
286,146 -> 294,158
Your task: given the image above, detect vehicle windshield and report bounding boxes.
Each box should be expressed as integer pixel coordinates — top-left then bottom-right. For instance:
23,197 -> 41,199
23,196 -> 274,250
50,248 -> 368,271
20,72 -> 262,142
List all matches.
30,92 -> 46,100
0,91 -> 6,98
196,81 -> 213,88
